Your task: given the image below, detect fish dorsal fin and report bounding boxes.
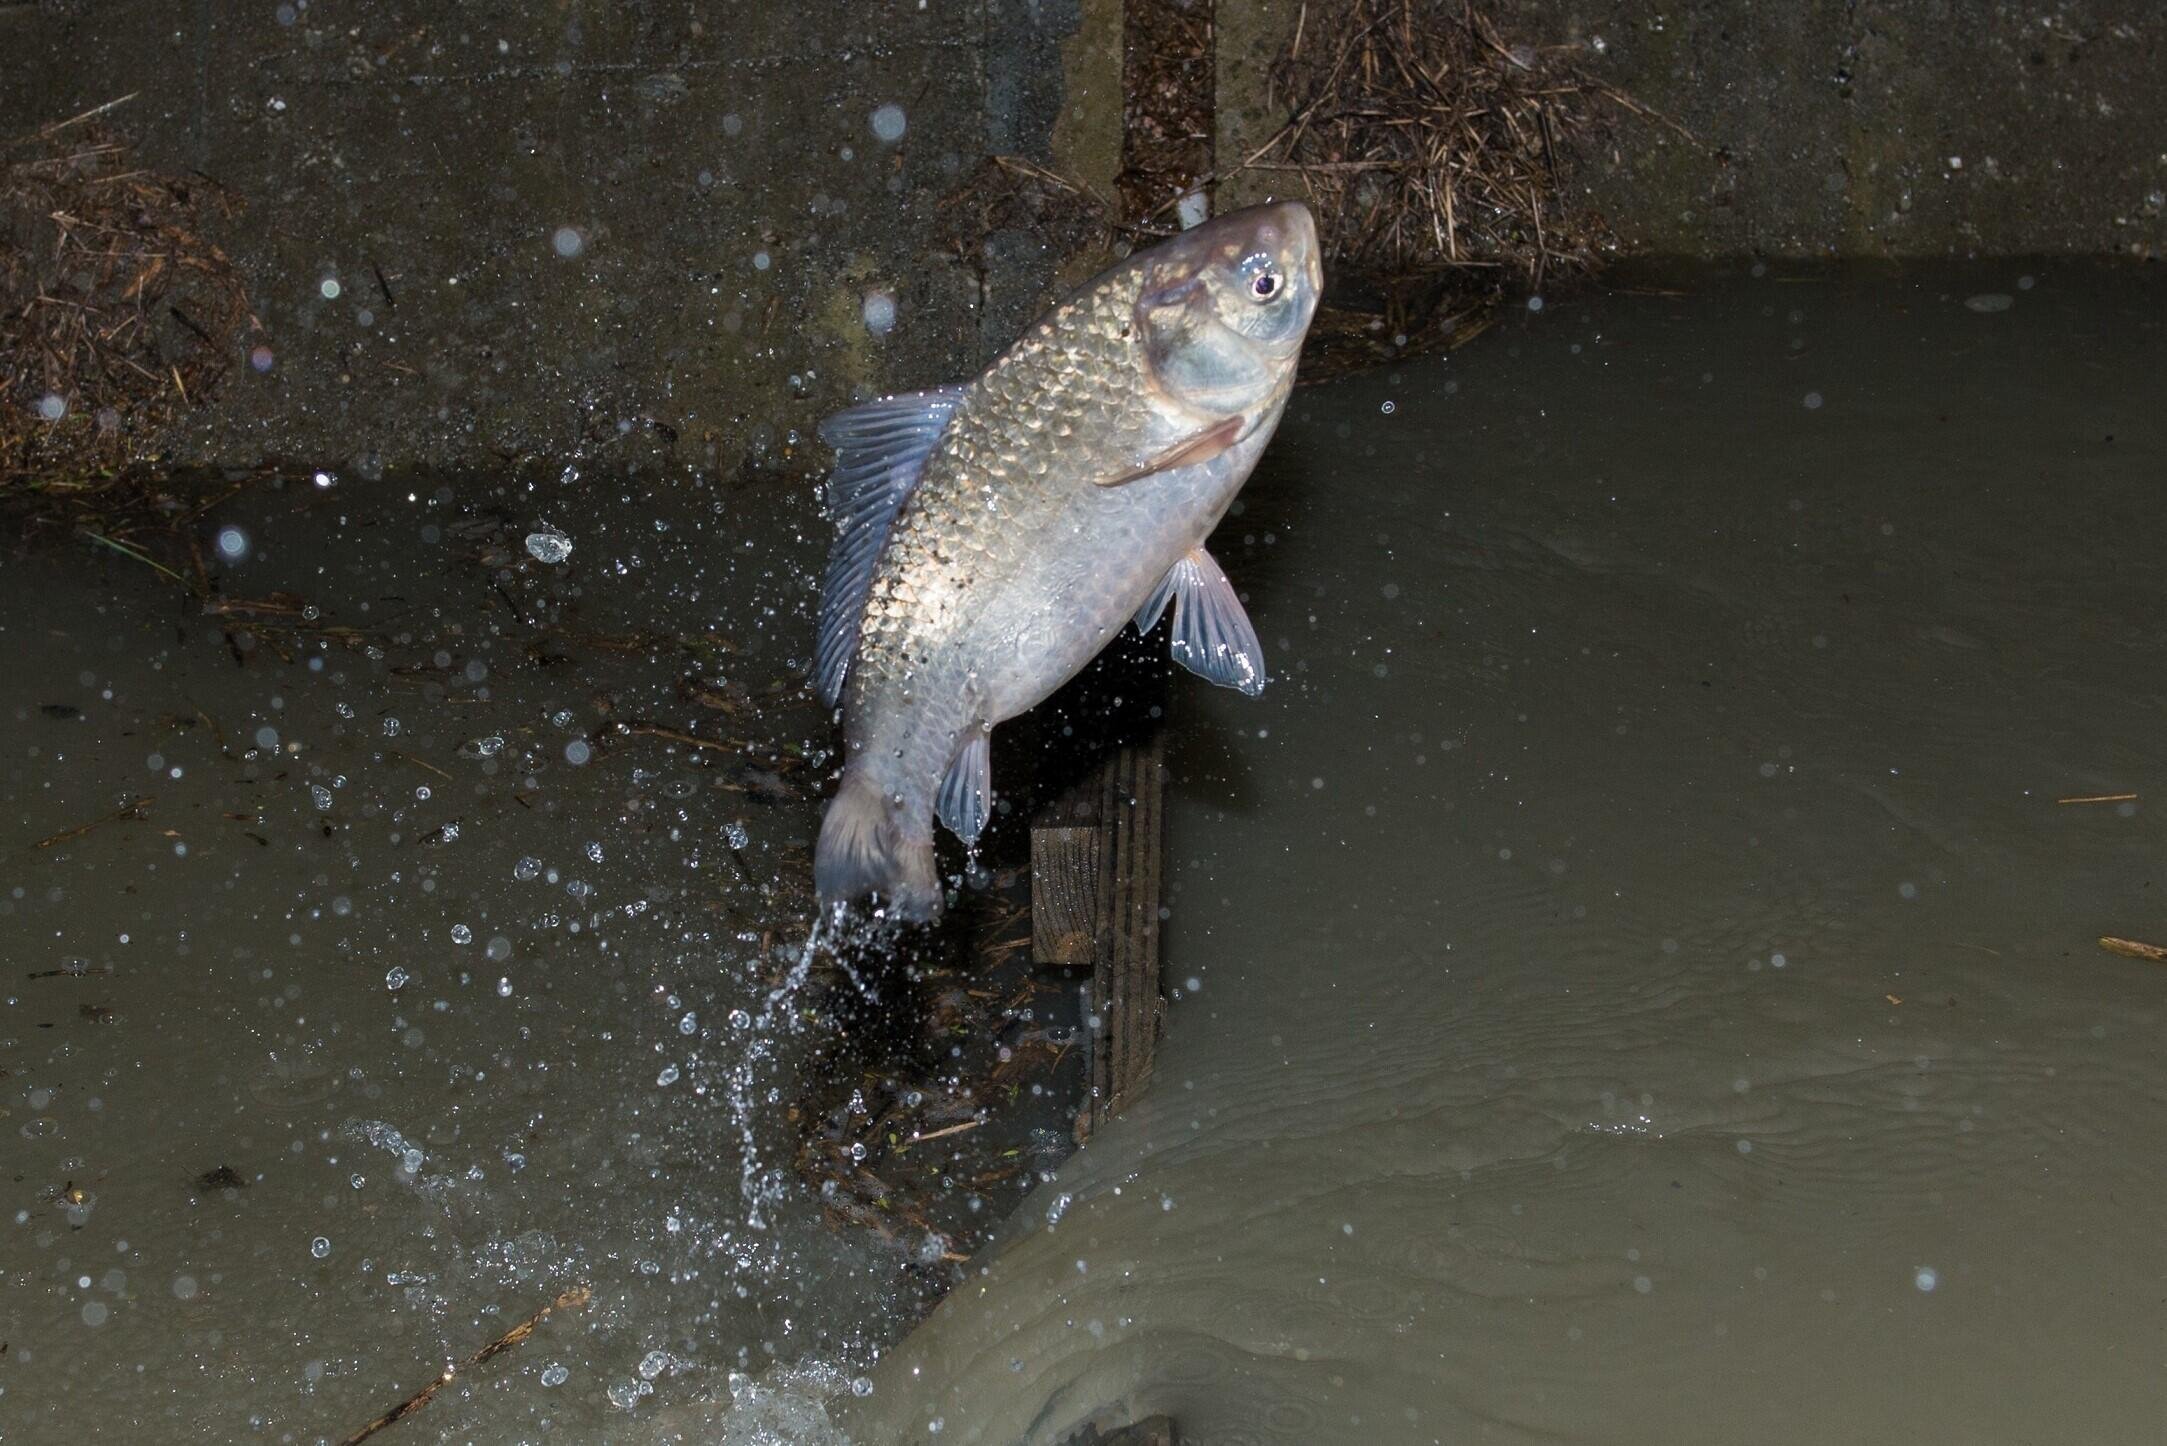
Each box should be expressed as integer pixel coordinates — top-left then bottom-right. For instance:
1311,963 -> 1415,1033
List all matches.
1095,415 -> 1244,488
815,386 -> 967,708
1133,546 -> 1268,697
935,727 -> 992,846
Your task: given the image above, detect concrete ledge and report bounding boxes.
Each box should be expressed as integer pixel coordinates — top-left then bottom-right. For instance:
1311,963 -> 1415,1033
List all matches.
1219,0 -> 2166,260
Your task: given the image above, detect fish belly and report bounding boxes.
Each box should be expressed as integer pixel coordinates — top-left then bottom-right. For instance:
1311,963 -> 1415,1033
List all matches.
973,419 -> 1279,724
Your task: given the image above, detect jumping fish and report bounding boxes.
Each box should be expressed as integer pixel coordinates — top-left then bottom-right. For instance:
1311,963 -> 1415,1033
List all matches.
812,201 -> 1322,919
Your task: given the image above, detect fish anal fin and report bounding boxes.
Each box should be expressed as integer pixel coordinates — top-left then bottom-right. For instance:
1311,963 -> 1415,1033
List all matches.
935,727 -> 993,847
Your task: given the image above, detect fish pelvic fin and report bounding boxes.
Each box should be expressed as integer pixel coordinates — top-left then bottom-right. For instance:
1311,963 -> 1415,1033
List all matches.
1134,545 -> 1268,696
814,768 -> 943,922
934,726 -> 993,847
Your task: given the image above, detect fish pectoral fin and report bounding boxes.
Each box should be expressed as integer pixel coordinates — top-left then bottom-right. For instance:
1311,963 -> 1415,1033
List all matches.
814,386 -> 967,709
935,727 -> 993,847
1095,416 -> 1245,488
1134,547 -> 1268,697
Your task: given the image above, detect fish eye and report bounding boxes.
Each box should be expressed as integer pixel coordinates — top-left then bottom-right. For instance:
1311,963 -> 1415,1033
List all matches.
1250,270 -> 1283,301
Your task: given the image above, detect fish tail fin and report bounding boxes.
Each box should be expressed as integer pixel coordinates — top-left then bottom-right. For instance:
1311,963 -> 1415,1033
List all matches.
814,768 -> 943,921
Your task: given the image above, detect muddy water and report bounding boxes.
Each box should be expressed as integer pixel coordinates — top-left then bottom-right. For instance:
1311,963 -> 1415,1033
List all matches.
0,471 -> 933,1438
842,267 -> 2167,1443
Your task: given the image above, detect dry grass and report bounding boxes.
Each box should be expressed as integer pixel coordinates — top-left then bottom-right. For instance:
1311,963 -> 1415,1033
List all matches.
1,96 -> 256,542
1249,0 -> 1684,373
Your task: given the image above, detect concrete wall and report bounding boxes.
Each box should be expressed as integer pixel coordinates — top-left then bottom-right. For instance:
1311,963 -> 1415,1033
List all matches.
5,1 -> 2160,473
0,0 -> 1096,476
1221,1 -> 2167,260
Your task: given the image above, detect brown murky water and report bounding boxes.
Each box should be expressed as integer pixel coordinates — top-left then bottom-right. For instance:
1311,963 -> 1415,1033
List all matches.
842,264 -> 2167,1444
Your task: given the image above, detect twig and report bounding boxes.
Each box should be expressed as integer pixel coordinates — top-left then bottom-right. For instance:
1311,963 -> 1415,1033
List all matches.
2099,936 -> 2167,963
337,1284 -> 592,1445
30,795 -> 152,850
604,720 -> 752,757
2056,793 -> 2136,805
31,93 -> 140,139
385,749 -> 453,782
79,530 -> 189,586
905,1118 -> 984,1146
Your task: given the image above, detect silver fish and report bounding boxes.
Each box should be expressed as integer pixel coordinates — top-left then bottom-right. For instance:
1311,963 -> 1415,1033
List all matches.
811,201 -> 1323,919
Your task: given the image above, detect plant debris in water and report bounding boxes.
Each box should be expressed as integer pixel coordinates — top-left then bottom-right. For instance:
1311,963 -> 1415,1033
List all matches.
1,96 -> 256,529
792,881 -> 1085,1298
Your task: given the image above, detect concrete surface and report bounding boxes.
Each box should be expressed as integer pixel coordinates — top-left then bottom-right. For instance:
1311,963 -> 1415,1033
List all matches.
0,0 -> 1096,476
5,1 -> 2163,474
1221,0 -> 2167,260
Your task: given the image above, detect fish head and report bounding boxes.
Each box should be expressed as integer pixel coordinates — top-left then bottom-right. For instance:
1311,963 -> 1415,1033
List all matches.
1136,201 -> 1323,418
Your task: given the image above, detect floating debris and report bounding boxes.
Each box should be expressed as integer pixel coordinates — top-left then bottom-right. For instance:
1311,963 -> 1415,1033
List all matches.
336,1284 -> 592,1444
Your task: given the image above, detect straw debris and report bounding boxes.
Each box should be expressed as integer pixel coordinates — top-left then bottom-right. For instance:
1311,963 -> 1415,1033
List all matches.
1254,0 -> 1682,372
1,97 -> 256,530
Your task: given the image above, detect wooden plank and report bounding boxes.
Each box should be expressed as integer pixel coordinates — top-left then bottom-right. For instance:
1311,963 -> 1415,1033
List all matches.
1087,728 -> 1166,1135
1062,1415 -> 1178,1446
1030,824 -> 1100,966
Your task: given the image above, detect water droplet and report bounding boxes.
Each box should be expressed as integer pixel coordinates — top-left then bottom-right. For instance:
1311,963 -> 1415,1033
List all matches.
384,967 -> 409,991
552,226 -> 585,259
870,103 -> 907,142
862,288 -> 897,335
310,1236 -> 331,1259
525,529 -> 573,564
